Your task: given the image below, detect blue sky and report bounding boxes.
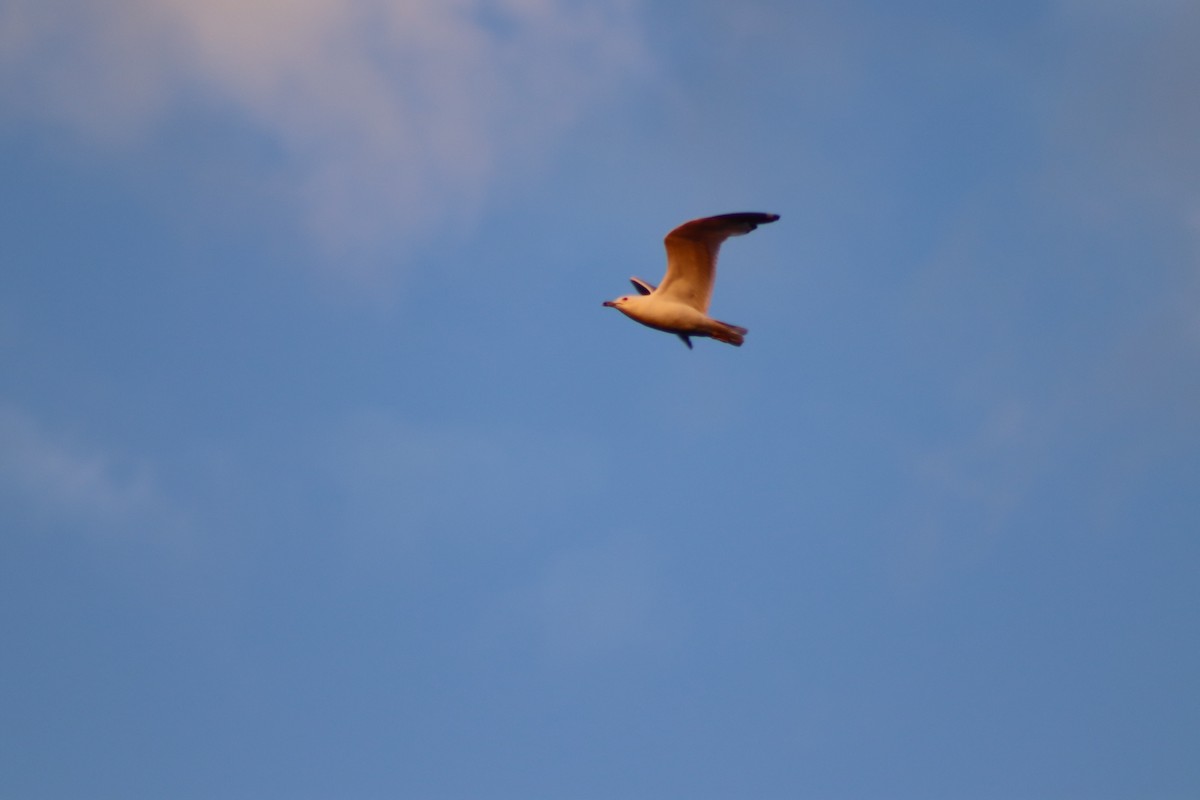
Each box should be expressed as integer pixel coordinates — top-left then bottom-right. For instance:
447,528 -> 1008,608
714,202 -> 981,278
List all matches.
2,1 -> 1198,797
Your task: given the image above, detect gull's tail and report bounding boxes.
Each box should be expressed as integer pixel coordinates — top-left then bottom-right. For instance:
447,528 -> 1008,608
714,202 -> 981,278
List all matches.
708,319 -> 748,347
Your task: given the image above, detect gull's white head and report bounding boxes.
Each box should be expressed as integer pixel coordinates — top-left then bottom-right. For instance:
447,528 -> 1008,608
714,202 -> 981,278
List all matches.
601,295 -> 651,320
602,295 -> 635,309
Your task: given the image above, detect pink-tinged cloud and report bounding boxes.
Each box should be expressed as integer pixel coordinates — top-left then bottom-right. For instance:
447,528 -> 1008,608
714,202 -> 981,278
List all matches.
0,0 -> 648,260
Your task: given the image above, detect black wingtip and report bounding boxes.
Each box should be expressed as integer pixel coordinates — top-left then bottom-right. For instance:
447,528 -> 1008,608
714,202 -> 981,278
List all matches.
725,211 -> 780,232
629,277 -> 656,296
678,334 -> 693,350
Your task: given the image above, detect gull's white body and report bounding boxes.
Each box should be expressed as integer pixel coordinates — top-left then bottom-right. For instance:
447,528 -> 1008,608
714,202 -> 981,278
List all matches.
603,212 -> 779,348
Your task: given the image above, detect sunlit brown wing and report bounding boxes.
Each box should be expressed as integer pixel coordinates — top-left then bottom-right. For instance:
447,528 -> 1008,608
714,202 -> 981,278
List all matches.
656,212 -> 779,312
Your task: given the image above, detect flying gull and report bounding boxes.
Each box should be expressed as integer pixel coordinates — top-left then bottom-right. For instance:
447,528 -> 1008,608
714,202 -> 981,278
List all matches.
602,212 -> 779,348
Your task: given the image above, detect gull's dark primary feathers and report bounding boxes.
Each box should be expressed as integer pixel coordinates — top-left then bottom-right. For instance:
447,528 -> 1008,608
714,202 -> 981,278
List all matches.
629,277 -> 656,296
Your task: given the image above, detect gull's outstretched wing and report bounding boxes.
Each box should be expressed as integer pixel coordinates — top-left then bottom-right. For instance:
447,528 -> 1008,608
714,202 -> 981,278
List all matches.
656,212 -> 779,312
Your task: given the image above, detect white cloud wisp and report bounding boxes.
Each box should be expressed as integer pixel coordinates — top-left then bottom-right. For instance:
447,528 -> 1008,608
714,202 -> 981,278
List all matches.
0,404 -> 167,535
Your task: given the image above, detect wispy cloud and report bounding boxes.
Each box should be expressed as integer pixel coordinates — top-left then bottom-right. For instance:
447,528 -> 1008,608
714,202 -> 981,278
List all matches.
1043,1 -> 1200,225
0,0 -> 647,260
0,403 -> 174,535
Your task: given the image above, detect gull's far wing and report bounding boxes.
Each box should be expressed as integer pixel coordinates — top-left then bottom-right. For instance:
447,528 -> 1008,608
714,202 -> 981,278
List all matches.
656,212 -> 779,312
629,277 -> 656,296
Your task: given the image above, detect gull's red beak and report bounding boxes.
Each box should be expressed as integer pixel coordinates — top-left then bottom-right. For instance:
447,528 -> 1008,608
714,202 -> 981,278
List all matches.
602,300 -> 616,307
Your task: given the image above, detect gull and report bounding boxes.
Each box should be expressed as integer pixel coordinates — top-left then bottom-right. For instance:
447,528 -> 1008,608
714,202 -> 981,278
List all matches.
602,212 -> 779,349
